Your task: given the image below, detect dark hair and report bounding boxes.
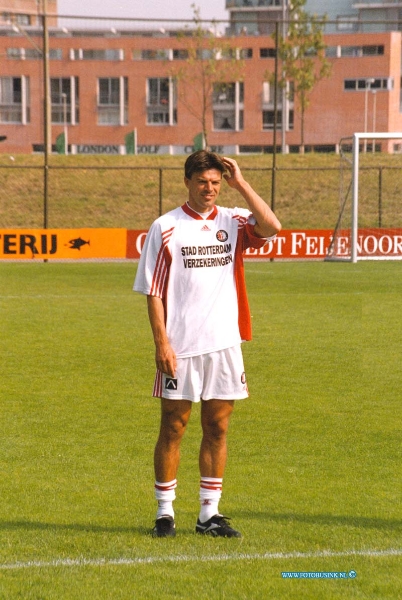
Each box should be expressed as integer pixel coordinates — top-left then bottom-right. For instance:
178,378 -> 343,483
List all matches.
184,150 -> 225,179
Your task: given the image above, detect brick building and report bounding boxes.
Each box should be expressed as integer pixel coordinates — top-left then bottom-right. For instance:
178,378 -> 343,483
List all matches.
0,0 -> 57,26
0,12 -> 401,154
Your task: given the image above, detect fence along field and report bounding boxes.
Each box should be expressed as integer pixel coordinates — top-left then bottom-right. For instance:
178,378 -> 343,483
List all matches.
1,153 -> 401,231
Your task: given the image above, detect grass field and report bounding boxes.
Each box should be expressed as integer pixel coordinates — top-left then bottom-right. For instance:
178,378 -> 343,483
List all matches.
0,261 -> 401,599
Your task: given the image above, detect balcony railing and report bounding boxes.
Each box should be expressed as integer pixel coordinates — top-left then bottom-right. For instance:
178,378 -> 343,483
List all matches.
226,0 -> 284,8
352,0 -> 402,6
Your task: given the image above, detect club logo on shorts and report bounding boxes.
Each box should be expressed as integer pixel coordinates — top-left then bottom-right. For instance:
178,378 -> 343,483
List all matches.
165,378 -> 178,390
216,230 -> 228,242
241,372 -> 247,385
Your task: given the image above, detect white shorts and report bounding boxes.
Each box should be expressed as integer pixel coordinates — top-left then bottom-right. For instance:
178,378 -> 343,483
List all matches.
153,345 -> 249,403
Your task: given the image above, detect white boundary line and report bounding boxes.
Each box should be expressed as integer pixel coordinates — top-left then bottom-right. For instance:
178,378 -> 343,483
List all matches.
1,548 -> 401,571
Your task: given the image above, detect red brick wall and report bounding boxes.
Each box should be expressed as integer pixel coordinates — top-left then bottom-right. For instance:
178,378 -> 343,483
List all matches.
0,28 -> 401,153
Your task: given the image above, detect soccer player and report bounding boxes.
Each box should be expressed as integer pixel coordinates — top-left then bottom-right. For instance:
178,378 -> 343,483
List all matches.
134,150 -> 281,538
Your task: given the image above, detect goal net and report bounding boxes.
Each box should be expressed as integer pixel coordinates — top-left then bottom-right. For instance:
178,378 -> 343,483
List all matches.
326,132 -> 402,262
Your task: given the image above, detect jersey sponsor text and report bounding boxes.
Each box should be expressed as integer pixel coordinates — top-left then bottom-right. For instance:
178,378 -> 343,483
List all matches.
183,254 -> 233,269
181,243 -> 232,256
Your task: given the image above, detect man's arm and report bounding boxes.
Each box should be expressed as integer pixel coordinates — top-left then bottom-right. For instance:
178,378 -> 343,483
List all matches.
147,295 -> 177,378
222,157 -> 282,238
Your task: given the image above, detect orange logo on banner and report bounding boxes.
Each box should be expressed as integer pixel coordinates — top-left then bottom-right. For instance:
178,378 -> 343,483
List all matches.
0,229 -> 127,260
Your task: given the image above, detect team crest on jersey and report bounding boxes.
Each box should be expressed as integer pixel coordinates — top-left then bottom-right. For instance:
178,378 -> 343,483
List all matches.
216,230 -> 228,242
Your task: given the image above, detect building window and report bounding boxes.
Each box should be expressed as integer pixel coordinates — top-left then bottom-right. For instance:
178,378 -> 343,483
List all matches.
344,78 -> 393,91
230,0 -> 282,6
1,12 -> 31,25
71,49 -> 123,61
15,14 -> 31,25
344,80 -> 356,90
260,48 -> 277,59
51,77 -> 79,124
146,78 -> 177,125
361,45 -> 385,56
262,109 -> 294,130
133,49 -> 171,60
239,48 -> 253,59
212,82 -> 244,131
336,17 -> 358,32
98,77 -> 128,125
340,46 -> 363,58
196,48 -> 215,60
173,49 -> 189,60
0,76 -> 30,124
342,45 -> 384,58
7,48 -> 62,60
326,45 -> 385,58
210,47 -> 252,60
325,46 -> 338,58
132,49 -> 190,61
228,0 -> 278,5
261,81 -> 294,131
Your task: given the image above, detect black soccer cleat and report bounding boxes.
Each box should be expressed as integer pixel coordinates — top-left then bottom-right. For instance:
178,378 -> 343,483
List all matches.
152,516 -> 176,538
195,515 -> 242,538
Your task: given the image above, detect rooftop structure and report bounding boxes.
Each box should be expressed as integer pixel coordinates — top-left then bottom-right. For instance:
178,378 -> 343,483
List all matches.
226,0 -> 402,33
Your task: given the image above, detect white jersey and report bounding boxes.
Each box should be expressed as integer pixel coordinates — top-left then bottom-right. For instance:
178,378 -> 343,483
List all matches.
134,202 -> 269,358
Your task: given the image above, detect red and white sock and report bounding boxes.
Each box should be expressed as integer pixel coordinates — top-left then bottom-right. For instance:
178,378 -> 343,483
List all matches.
155,479 -> 177,519
199,477 -> 223,523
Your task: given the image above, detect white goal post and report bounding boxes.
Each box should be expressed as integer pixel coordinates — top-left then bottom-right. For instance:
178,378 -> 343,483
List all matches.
326,132 -> 402,263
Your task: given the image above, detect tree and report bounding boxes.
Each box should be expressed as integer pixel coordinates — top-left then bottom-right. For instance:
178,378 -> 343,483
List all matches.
270,0 -> 331,152
171,4 -> 245,150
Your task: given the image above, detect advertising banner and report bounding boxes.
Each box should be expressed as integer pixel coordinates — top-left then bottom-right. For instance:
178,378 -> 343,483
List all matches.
1,228 -> 401,260
244,230 -> 333,259
0,228 -> 127,260
126,230 -> 148,259
125,228 -> 402,260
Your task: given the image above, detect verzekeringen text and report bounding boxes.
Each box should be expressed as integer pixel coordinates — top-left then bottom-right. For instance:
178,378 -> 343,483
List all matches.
183,255 -> 233,269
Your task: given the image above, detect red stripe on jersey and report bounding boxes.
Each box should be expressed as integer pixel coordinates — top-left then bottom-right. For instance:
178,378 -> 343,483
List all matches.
153,369 -> 163,398
233,214 -> 248,229
162,227 -> 174,243
150,227 -> 174,297
206,206 -> 218,220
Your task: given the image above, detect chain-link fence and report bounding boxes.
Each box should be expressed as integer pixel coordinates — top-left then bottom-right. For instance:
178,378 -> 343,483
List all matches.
1,161 -> 401,231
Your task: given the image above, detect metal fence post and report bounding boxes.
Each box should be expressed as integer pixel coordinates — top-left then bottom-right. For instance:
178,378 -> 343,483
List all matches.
271,21 -> 279,215
378,166 -> 383,228
42,0 -> 51,229
159,168 -> 163,216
